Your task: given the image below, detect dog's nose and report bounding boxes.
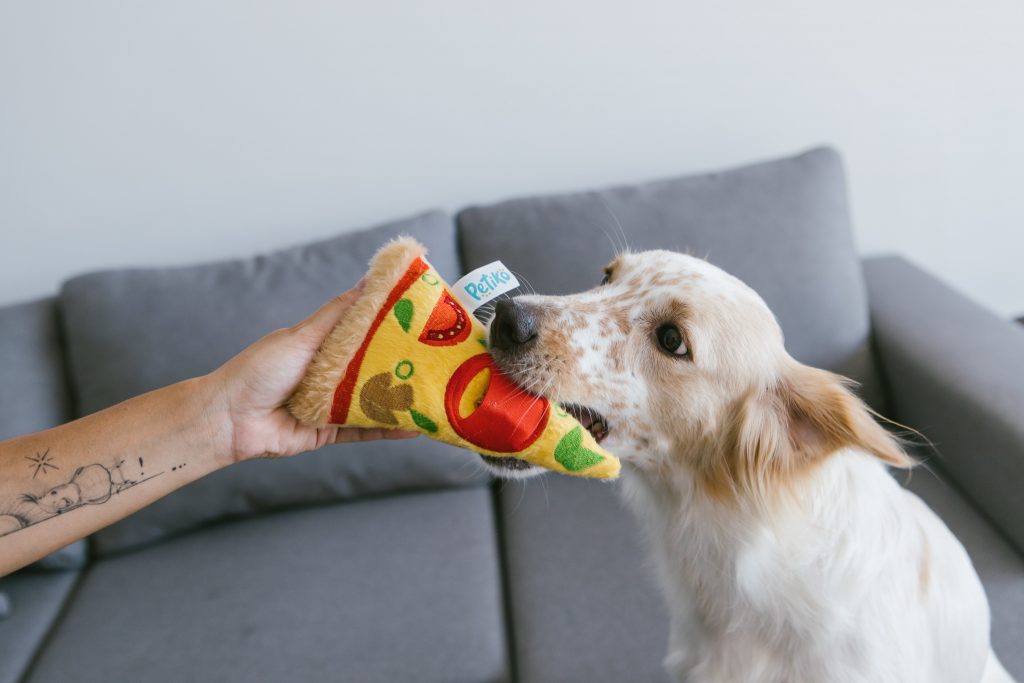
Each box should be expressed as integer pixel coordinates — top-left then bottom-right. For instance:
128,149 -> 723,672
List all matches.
490,299 -> 538,351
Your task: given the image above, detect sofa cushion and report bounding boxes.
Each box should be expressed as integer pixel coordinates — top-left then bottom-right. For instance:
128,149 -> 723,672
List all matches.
903,468 -> 1024,679
0,298 -> 87,570
0,570 -> 80,683
457,147 -> 885,409
59,211 -> 489,556
498,476 -> 672,683
25,487 -> 509,683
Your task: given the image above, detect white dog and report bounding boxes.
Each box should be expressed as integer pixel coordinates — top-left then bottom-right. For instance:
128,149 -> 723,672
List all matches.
482,249 -> 1013,683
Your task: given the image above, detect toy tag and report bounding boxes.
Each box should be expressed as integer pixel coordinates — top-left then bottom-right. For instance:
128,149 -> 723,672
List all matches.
452,261 -> 520,313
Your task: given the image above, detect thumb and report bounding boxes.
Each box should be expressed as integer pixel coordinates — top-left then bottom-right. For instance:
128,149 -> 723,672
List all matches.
293,279 -> 366,341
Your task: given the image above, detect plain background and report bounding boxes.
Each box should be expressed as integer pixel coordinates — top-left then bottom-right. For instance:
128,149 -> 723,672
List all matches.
1,1 -> 1021,317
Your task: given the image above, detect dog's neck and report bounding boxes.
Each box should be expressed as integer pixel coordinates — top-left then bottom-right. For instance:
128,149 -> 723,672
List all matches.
620,447 -> 902,636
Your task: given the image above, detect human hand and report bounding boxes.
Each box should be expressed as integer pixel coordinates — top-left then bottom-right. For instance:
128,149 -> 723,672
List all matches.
205,283 -> 418,463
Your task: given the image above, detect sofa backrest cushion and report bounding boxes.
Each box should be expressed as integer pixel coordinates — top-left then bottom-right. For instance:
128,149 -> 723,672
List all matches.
0,298 -> 87,570
59,211 -> 488,557
456,147 -> 885,409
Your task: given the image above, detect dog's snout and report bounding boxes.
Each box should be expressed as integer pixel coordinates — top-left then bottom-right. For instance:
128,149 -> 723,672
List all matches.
490,299 -> 538,352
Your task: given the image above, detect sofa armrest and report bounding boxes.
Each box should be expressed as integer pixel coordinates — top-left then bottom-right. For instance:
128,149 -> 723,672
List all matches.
864,255 -> 1024,553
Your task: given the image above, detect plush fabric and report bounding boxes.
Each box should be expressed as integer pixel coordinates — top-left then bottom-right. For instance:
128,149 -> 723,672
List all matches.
0,298 -> 87,570
456,147 -> 886,411
0,570 -> 80,683
865,256 -> 1024,555
497,475 -> 671,682
59,211 -> 490,557
291,237 -> 619,479
25,488 -> 510,683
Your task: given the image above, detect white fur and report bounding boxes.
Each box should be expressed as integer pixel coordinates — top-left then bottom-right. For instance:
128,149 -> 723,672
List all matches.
487,250 -> 1014,683
623,453 -> 1006,683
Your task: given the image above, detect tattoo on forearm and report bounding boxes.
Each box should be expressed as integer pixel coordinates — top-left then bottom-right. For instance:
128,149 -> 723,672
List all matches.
0,453 -> 163,538
25,448 -> 59,478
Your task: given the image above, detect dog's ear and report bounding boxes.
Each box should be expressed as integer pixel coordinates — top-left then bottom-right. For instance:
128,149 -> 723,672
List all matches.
728,363 -> 912,496
781,364 -> 912,468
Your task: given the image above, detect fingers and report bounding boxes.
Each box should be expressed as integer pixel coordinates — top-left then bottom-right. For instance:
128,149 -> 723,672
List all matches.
270,424 -> 419,458
382,430 -> 421,440
332,427 -> 420,444
293,279 -> 366,341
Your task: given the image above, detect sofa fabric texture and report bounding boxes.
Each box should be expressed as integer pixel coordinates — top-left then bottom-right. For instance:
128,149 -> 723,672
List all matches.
457,147 -> 886,411
58,211 -> 488,556
24,487 -> 509,683
498,476 -> 672,683
0,571 -> 79,683
865,256 -> 1024,554
0,298 -> 72,441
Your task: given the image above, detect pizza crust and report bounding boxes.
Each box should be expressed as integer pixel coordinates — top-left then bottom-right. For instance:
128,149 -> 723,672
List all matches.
289,237 -> 427,426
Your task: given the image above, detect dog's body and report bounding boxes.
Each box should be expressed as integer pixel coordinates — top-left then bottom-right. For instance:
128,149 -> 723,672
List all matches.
624,448 -> 998,683
484,249 -> 1013,683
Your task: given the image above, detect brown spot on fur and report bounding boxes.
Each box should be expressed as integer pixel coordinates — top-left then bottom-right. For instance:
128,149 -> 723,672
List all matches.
918,522 -> 932,600
608,340 -> 626,372
606,400 -> 627,414
558,312 -> 585,332
624,275 -> 645,289
613,311 -> 632,336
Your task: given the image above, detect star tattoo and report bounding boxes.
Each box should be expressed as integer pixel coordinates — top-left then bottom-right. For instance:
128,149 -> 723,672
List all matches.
25,448 -> 59,478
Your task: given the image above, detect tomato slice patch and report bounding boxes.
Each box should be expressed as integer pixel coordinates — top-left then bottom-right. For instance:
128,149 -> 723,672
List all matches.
419,291 -> 471,346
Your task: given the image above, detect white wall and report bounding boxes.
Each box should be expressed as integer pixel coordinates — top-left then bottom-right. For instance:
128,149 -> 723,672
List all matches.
2,1 -> 1022,316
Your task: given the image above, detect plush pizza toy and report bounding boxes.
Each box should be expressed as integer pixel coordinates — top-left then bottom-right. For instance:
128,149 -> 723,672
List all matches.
289,237 -> 619,479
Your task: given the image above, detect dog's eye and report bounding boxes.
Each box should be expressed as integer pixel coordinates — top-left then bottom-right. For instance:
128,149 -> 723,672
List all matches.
655,324 -> 688,356
601,268 -> 612,285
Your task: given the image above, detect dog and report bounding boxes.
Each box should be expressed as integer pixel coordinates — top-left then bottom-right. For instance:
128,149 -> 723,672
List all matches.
480,249 -> 1013,683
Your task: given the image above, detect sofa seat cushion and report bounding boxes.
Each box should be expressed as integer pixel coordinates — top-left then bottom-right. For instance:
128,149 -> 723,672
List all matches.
59,210 -> 489,556
498,476 -> 671,683
903,468 -> 1024,679
25,487 -> 509,683
457,147 -> 884,409
0,570 -> 80,683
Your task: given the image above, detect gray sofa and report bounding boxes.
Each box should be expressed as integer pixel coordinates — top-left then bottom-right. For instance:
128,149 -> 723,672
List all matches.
1,148 -> 1021,683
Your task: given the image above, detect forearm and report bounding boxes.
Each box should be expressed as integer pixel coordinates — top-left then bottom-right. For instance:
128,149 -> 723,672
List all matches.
0,288 -> 411,576
0,376 -> 230,575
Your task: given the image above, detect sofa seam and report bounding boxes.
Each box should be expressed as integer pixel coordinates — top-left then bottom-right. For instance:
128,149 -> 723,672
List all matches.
490,480 -> 519,683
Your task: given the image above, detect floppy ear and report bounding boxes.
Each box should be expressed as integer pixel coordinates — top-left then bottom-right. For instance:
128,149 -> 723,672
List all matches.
730,363 -> 912,495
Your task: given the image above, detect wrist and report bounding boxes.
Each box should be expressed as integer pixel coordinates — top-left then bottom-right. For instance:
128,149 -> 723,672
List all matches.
186,372 -> 238,470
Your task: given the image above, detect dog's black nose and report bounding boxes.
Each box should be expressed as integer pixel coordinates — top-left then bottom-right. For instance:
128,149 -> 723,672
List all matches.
490,299 -> 538,351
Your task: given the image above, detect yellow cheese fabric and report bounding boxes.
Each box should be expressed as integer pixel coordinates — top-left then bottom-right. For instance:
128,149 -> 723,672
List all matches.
327,255 -> 619,480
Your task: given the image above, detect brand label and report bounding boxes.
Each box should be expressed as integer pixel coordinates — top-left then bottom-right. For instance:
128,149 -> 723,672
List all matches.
452,261 -> 520,312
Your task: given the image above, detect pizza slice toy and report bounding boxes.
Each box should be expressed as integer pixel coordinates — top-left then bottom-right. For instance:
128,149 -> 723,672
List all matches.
289,237 -> 619,479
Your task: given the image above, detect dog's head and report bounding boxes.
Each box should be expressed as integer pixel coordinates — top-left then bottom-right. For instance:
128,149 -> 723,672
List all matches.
483,250 -> 911,499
